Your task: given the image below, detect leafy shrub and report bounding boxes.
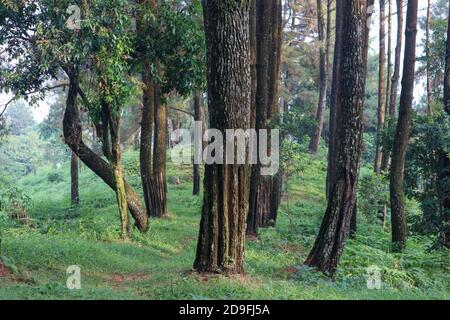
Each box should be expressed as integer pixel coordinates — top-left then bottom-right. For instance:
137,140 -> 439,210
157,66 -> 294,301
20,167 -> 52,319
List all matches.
357,170 -> 389,223
47,172 -> 64,183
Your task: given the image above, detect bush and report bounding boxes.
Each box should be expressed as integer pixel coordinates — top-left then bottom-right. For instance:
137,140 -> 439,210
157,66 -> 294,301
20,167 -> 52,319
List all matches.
357,170 -> 389,223
47,172 -> 64,183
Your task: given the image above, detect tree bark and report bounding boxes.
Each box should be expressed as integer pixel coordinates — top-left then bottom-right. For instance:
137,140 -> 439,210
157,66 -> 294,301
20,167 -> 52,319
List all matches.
389,0 -> 418,253
70,152 -> 79,205
194,0 -> 251,274
153,86 -> 169,218
326,0 -> 343,197
437,2 -> 450,248
309,0 -> 328,154
63,67 -> 149,233
388,0 -> 403,117
375,0 -> 387,174
247,0 -> 271,236
426,0 -> 433,115
305,0 -> 370,274
193,92 -> 204,195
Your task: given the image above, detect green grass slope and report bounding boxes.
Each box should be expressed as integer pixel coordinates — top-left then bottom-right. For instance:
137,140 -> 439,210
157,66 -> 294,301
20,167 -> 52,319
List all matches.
0,151 -> 448,300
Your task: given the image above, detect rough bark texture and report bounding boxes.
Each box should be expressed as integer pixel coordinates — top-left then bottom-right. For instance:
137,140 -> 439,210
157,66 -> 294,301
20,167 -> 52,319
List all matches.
326,0 -> 343,197
305,0 -> 370,274
375,0 -> 387,174
140,59 -> 158,217
309,0 -> 328,154
389,0 -> 418,253
153,87 -> 169,218
194,0 -> 251,274
193,92 -> 204,196
71,152 -> 79,205
63,67 -> 149,233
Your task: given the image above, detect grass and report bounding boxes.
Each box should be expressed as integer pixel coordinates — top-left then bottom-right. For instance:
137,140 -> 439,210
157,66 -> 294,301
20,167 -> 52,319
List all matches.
0,150 -> 448,300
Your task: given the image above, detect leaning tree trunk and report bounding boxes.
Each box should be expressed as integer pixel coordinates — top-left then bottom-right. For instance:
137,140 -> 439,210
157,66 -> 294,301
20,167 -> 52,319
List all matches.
326,0 -> 344,198
437,1 -> 450,248
63,67 -> 149,233
247,0 -> 271,236
375,0 -> 387,174
71,152 -> 79,205
153,87 -> 169,218
389,0 -> 418,253
194,0 -> 251,274
193,92 -> 204,195
305,0 -> 370,274
309,0 -> 328,154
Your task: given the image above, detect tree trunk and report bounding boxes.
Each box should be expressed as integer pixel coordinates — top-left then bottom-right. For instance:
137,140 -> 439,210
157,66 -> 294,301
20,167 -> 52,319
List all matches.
63,67 -> 149,233
193,92 -> 204,196
375,0 -> 387,174
305,0 -> 370,274
153,86 -> 169,218
382,0 -> 393,171
70,152 -> 79,205
108,110 -> 131,239
194,0 -> 251,274
388,0 -> 403,117
309,0 -> 328,154
437,2 -> 450,248
326,0 -> 343,197
247,0 -> 271,236
389,0 -> 418,253
426,0 -> 432,115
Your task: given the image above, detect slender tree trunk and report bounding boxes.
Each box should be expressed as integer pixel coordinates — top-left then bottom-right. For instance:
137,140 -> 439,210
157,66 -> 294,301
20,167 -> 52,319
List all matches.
326,0 -> 343,197
309,0 -> 328,154
268,0 -> 283,224
71,152 -> 79,205
382,0 -> 393,171
194,0 -> 251,274
305,0 -> 370,274
63,67 -> 149,233
193,92 -> 204,195
388,0 -> 403,117
375,0 -> 387,174
390,0 -> 418,253
426,0 -> 432,115
153,86 -> 168,218
247,0 -> 271,236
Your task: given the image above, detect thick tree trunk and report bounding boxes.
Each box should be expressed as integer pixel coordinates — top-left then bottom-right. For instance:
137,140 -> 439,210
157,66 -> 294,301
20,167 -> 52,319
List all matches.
63,67 -> 149,233
108,111 -> 131,239
305,0 -> 370,274
426,0 -> 432,115
326,0 -> 343,197
309,0 -> 328,154
71,152 -> 79,205
389,0 -> 418,253
375,0 -> 387,174
194,0 -> 251,274
153,87 -> 168,218
140,60 -> 157,217
193,92 -> 204,196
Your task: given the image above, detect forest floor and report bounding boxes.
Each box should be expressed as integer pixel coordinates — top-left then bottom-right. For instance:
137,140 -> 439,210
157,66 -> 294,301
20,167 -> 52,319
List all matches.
0,151 -> 448,300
